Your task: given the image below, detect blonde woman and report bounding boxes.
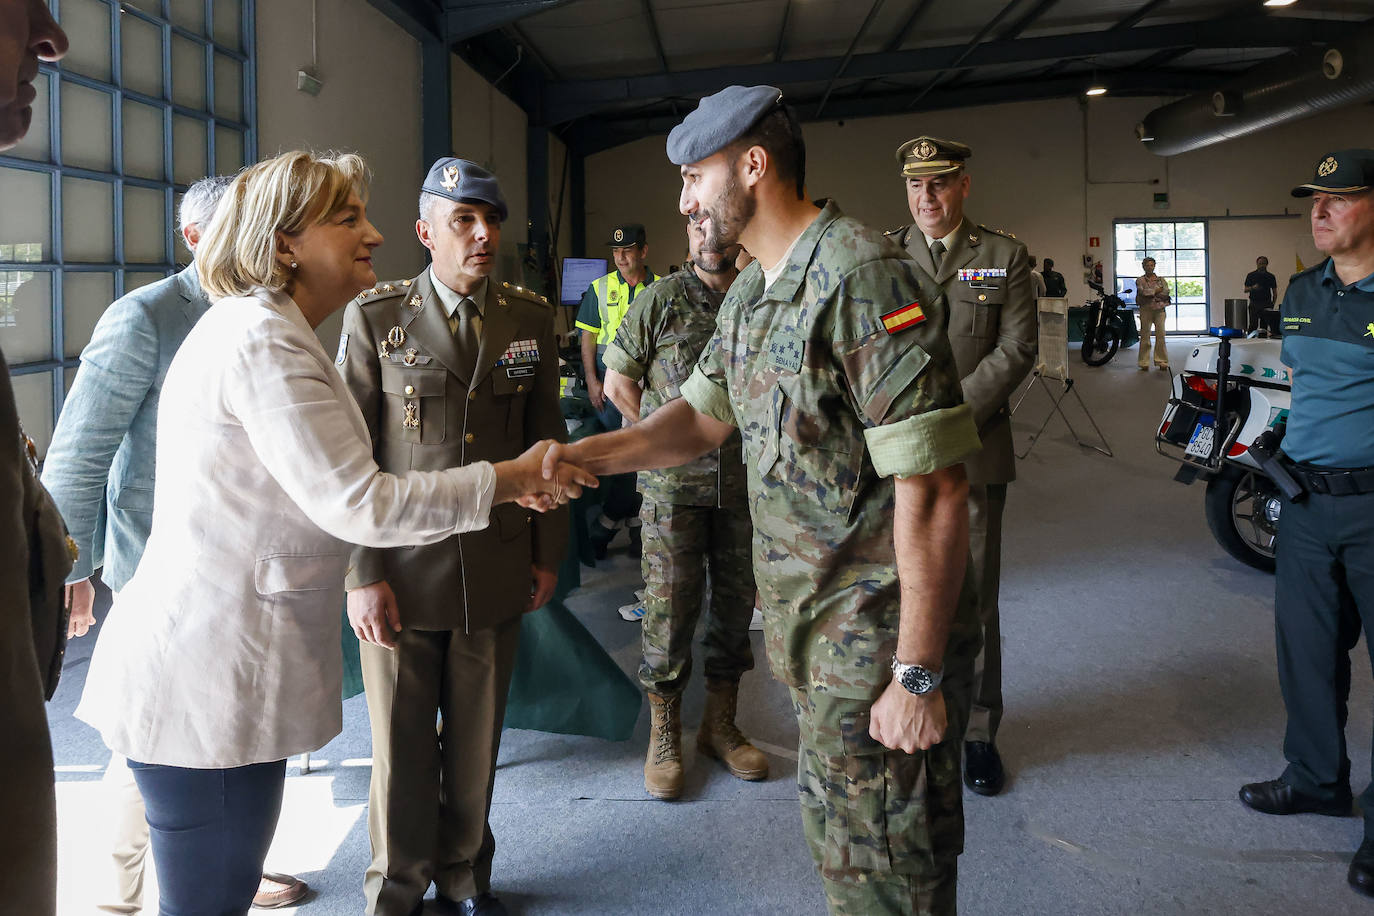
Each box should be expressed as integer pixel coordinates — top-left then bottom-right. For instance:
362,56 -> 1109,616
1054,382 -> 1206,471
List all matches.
75,151 -> 591,915
1136,256 -> 1172,370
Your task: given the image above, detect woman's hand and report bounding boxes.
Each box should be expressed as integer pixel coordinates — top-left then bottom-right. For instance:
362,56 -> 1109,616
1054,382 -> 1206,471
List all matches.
494,440 -> 598,510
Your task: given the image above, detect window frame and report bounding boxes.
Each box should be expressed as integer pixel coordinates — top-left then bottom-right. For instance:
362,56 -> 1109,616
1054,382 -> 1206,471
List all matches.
1111,218 -> 1211,334
0,0 -> 257,442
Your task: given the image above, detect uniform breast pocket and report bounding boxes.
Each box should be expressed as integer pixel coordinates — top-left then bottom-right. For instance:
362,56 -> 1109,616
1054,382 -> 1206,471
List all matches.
653,337 -> 692,390
955,284 -> 1005,339
768,374 -> 862,520
381,364 -> 447,445
491,370 -> 533,439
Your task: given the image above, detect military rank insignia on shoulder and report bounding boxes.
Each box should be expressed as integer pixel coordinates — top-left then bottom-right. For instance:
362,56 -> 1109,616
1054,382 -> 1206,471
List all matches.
501,281 -> 553,308
978,224 -> 1017,240
356,280 -> 407,303
882,300 -> 926,334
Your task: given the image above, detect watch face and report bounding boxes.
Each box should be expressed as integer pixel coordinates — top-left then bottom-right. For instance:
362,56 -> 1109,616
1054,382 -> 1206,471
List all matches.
900,665 -> 934,694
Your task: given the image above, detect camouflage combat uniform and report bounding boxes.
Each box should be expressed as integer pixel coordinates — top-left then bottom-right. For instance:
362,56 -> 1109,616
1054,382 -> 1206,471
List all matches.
603,265 -> 754,697
679,201 -> 983,915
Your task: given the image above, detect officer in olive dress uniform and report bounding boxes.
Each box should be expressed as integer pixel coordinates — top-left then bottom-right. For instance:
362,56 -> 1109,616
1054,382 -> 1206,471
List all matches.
546,85 -> 984,916
887,136 -> 1037,797
338,159 -> 567,916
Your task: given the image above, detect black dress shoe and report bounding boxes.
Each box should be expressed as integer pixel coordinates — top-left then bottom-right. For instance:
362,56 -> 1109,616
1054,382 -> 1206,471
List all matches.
1351,839 -> 1374,898
455,893 -> 509,916
963,741 -> 1005,796
1238,778 -> 1351,816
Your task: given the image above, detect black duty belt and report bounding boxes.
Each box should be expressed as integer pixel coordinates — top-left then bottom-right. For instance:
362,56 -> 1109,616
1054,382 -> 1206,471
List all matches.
1289,463 -> 1374,496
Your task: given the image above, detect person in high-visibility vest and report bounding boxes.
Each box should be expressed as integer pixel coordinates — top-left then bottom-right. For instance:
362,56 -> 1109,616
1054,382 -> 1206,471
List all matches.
575,223 -> 660,431
574,224 -> 660,560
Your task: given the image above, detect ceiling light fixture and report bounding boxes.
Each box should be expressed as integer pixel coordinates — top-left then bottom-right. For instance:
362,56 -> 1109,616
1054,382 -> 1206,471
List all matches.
1262,0 -> 1298,7
1086,86 -> 1108,96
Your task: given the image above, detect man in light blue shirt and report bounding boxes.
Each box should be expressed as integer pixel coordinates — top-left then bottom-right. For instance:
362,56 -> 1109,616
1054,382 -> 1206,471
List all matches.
41,176 -> 307,914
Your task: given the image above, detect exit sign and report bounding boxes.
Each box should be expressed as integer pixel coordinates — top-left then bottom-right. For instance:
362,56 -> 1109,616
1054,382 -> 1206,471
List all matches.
1153,192 -> 1170,210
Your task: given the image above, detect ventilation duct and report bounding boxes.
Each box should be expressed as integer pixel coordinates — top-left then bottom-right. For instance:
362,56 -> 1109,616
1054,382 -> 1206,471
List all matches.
1136,25 -> 1374,157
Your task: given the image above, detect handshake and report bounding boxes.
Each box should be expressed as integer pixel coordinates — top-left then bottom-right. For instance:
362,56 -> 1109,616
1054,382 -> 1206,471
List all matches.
493,439 -> 597,511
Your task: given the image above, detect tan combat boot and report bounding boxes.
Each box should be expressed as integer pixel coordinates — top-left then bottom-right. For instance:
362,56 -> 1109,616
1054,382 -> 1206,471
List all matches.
696,678 -> 769,781
644,692 -> 684,800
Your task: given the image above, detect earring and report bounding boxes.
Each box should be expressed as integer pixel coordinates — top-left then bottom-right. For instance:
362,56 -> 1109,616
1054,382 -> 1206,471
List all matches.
290,260 -> 298,270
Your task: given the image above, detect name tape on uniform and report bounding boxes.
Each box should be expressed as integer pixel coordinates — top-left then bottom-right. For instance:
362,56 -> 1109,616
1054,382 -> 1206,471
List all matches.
335,333 -> 348,365
881,301 -> 926,334
957,268 -> 1006,282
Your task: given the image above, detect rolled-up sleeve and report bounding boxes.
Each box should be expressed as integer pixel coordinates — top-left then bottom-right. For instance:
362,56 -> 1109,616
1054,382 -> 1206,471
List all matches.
837,262 -> 981,478
680,331 -> 737,427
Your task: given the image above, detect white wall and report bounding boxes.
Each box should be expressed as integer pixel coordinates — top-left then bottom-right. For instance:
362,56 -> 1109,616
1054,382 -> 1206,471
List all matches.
255,0 -> 425,346
585,97 -> 1374,326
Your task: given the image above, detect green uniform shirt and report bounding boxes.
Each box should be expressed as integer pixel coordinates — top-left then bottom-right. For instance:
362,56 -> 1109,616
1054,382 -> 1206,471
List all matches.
604,265 -> 748,507
680,201 -> 981,698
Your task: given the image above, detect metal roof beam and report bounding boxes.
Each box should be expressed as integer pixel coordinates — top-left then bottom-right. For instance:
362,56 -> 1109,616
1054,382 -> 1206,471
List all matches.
998,0 -> 1063,41
573,70 -> 1209,155
444,0 -> 577,42
545,15 -> 1347,123
366,0 -> 444,40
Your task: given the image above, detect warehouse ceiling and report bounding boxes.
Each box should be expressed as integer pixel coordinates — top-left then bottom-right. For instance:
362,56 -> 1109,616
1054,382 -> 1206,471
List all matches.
371,0 -> 1374,154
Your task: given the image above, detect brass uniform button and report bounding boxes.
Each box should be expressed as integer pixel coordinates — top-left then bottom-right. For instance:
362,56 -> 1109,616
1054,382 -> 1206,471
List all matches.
468,390 -> 478,400
978,294 -> 987,302
516,384 -> 525,392
465,432 -> 476,443
403,384 -> 416,396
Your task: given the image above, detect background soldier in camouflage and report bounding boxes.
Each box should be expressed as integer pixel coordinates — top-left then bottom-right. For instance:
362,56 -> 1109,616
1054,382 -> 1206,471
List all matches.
887,136 -> 1038,797
544,86 -> 983,915
602,218 -> 764,800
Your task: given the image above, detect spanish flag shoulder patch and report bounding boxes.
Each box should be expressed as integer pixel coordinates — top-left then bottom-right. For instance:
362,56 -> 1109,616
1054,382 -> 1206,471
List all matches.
881,301 -> 926,334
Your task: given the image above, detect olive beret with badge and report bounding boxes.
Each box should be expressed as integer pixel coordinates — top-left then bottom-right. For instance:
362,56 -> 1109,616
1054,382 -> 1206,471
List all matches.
606,223 -> 647,247
666,84 -> 785,166
895,136 -> 972,179
1291,149 -> 1374,198
421,157 -> 508,221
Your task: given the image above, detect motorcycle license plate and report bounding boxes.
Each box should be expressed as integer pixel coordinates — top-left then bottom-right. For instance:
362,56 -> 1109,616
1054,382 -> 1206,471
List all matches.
1185,422 -> 1215,459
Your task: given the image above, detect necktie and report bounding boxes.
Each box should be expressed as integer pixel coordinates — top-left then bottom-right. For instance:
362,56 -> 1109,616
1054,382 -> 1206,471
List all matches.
930,239 -> 947,271
452,298 -> 480,372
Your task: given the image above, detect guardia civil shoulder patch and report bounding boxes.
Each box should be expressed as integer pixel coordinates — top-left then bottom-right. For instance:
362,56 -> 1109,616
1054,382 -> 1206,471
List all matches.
881,301 -> 926,334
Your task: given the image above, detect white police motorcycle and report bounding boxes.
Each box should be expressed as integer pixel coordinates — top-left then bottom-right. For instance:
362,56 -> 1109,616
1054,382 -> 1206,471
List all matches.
1155,329 -> 1291,571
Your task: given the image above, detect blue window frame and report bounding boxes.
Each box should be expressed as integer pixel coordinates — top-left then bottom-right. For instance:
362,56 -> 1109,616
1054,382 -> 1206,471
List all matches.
0,0 -> 256,456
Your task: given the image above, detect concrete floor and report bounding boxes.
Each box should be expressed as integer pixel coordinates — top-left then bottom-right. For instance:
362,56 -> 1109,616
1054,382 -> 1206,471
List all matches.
45,337 -> 1373,914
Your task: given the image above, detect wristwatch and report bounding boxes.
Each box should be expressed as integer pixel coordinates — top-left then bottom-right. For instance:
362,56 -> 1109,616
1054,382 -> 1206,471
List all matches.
891,658 -> 943,696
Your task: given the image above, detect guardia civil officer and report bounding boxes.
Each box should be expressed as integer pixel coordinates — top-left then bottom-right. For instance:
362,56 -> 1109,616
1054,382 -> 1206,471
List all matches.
574,224 -> 659,558
887,137 -> 1037,797
1239,149 -> 1374,900
544,85 -> 983,916
338,159 -> 568,916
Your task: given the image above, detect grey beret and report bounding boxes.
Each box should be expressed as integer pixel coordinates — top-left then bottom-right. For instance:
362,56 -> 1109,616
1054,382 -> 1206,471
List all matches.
666,85 -> 784,166
421,157 -> 508,221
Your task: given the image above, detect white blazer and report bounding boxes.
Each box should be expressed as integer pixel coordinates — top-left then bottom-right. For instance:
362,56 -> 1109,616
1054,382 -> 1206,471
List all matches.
76,289 -> 496,768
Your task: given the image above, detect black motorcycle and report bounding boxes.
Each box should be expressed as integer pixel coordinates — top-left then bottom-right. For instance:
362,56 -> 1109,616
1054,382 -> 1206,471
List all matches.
1080,280 -> 1132,366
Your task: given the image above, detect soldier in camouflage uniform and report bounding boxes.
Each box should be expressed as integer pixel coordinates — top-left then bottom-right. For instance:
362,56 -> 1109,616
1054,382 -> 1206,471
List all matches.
545,86 -> 983,915
601,219 -> 765,800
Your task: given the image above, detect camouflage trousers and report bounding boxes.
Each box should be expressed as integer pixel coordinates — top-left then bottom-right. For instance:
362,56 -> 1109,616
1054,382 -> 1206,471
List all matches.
791,683 -> 971,916
637,500 -> 756,696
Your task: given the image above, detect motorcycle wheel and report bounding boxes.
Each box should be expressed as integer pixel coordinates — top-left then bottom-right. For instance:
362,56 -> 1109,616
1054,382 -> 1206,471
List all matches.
1082,324 -> 1120,366
1204,466 -> 1280,573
